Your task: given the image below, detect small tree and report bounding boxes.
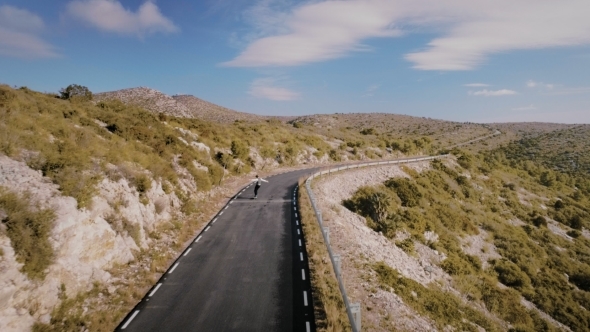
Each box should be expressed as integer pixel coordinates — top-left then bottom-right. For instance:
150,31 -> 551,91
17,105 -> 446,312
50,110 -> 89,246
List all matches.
59,84 -> 93,101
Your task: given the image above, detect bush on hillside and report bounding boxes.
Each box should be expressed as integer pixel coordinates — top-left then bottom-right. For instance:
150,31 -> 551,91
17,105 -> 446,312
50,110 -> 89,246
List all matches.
343,186 -> 396,235
0,188 -> 55,280
384,177 -> 422,207
493,259 -> 531,289
59,84 -> 93,101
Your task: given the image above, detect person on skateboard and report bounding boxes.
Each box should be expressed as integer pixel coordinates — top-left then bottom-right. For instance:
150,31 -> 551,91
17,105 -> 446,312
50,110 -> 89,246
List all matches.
251,175 -> 268,198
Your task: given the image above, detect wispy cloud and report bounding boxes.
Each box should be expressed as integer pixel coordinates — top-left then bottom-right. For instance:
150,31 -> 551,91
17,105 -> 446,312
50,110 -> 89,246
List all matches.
545,86 -> 590,96
66,0 -> 179,37
362,84 -> 380,97
249,77 -> 300,101
469,89 -> 517,97
0,5 -> 59,58
527,80 -> 554,89
512,104 -> 537,111
223,1 -> 402,67
464,83 -> 490,87
224,0 -> 590,70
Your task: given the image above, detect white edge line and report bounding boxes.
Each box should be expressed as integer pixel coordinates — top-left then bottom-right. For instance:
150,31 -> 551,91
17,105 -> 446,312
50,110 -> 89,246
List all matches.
219,211 -> 224,215
303,291 -> 308,306
297,229 -> 300,235
195,235 -> 202,243
299,239 -> 302,247
148,283 -> 162,297
296,220 -> 299,225
169,262 -> 179,274
306,321 -> 311,332
121,310 -> 140,329
205,226 -> 211,232
302,269 -> 306,280
300,253 -> 304,261
183,248 -> 192,257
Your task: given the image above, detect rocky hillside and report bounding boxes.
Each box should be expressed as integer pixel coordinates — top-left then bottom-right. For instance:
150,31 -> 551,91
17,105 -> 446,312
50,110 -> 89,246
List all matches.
94,87 -> 194,118
94,87 -> 293,124
313,151 -> 590,331
172,94 -> 287,123
2,83 -> 568,331
1,84 -> 492,331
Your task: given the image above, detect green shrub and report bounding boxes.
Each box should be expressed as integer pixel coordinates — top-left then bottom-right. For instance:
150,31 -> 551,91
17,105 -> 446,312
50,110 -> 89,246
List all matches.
532,215 -> 547,227
395,238 -> 415,255
0,188 -> 55,280
360,128 -> 376,135
343,186 -> 395,235
328,149 -> 341,161
440,254 -> 472,275
384,177 -> 422,207
231,140 -> 249,160
493,259 -> 531,289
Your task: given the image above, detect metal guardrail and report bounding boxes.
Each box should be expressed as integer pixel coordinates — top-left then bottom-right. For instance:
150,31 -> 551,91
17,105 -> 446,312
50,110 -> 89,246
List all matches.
304,154 -> 449,331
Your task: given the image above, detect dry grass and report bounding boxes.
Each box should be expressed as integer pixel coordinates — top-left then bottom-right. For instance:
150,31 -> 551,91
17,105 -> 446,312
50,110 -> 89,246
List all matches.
299,178 -> 351,331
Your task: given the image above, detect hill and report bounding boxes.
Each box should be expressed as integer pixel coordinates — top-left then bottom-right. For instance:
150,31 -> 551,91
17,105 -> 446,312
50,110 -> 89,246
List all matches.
310,151 -> 590,331
95,87 -> 294,124
500,124 -> 590,175
2,83 -> 581,331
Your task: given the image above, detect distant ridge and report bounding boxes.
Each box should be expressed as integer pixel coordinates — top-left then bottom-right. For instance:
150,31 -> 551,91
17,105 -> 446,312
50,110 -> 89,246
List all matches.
172,94 -> 267,123
94,87 -> 193,118
94,87 -> 293,123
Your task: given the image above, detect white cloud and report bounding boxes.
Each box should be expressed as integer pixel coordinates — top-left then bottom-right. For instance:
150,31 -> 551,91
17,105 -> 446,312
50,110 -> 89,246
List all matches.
66,0 -> 179,37
527,80 -> 554,89
512,105 -> 536,111
362,84 -> 380,97
464,83 -> 490,87
225,0 -> 590,70
0,5 -> 58,58
249,77 -> 300,101
546,86 -> 590,96
223,1 -> 401,67
469,89 -> 517,97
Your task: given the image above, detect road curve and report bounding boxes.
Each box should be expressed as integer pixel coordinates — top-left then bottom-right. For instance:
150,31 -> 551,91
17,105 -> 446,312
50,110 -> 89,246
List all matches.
116,168 -> 317,332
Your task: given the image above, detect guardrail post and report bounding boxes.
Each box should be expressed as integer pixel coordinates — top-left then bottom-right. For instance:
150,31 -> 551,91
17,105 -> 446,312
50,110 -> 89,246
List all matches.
324,227 -> 330,245
333,254 -> 341,276
350,303 -> 361,331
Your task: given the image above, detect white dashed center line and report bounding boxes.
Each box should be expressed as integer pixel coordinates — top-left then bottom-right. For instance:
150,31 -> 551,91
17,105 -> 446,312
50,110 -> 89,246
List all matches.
169,263 -> 179,274
306,321 -> 311,332
205,226 -> 211,232
297,229 -> 300,235
296,220 -> 299,225
303,291 -> 308,306
300,253 -> 304,261
195,236 -> 202,243
219,211 -> 224,215
301,269 -> 306,280
121,310 -> 140,329
212,218 -> 217,223
298,239 -> 302,247
183,248 -> 192,257
148,283 -> 162,297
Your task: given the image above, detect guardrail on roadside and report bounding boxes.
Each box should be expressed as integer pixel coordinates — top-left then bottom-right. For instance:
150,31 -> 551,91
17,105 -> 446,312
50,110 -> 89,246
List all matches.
304,154 -> 449,331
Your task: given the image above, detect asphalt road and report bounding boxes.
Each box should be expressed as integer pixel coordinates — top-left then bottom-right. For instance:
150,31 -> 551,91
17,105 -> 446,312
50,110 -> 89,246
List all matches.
116,168 -> 317,332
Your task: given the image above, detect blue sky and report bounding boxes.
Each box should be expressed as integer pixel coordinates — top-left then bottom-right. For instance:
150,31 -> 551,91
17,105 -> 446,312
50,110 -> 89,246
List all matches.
1,0 -> 589,123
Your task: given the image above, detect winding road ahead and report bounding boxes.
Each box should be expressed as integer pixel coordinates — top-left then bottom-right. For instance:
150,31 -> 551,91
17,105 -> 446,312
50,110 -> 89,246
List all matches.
116,168 -> 316,332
